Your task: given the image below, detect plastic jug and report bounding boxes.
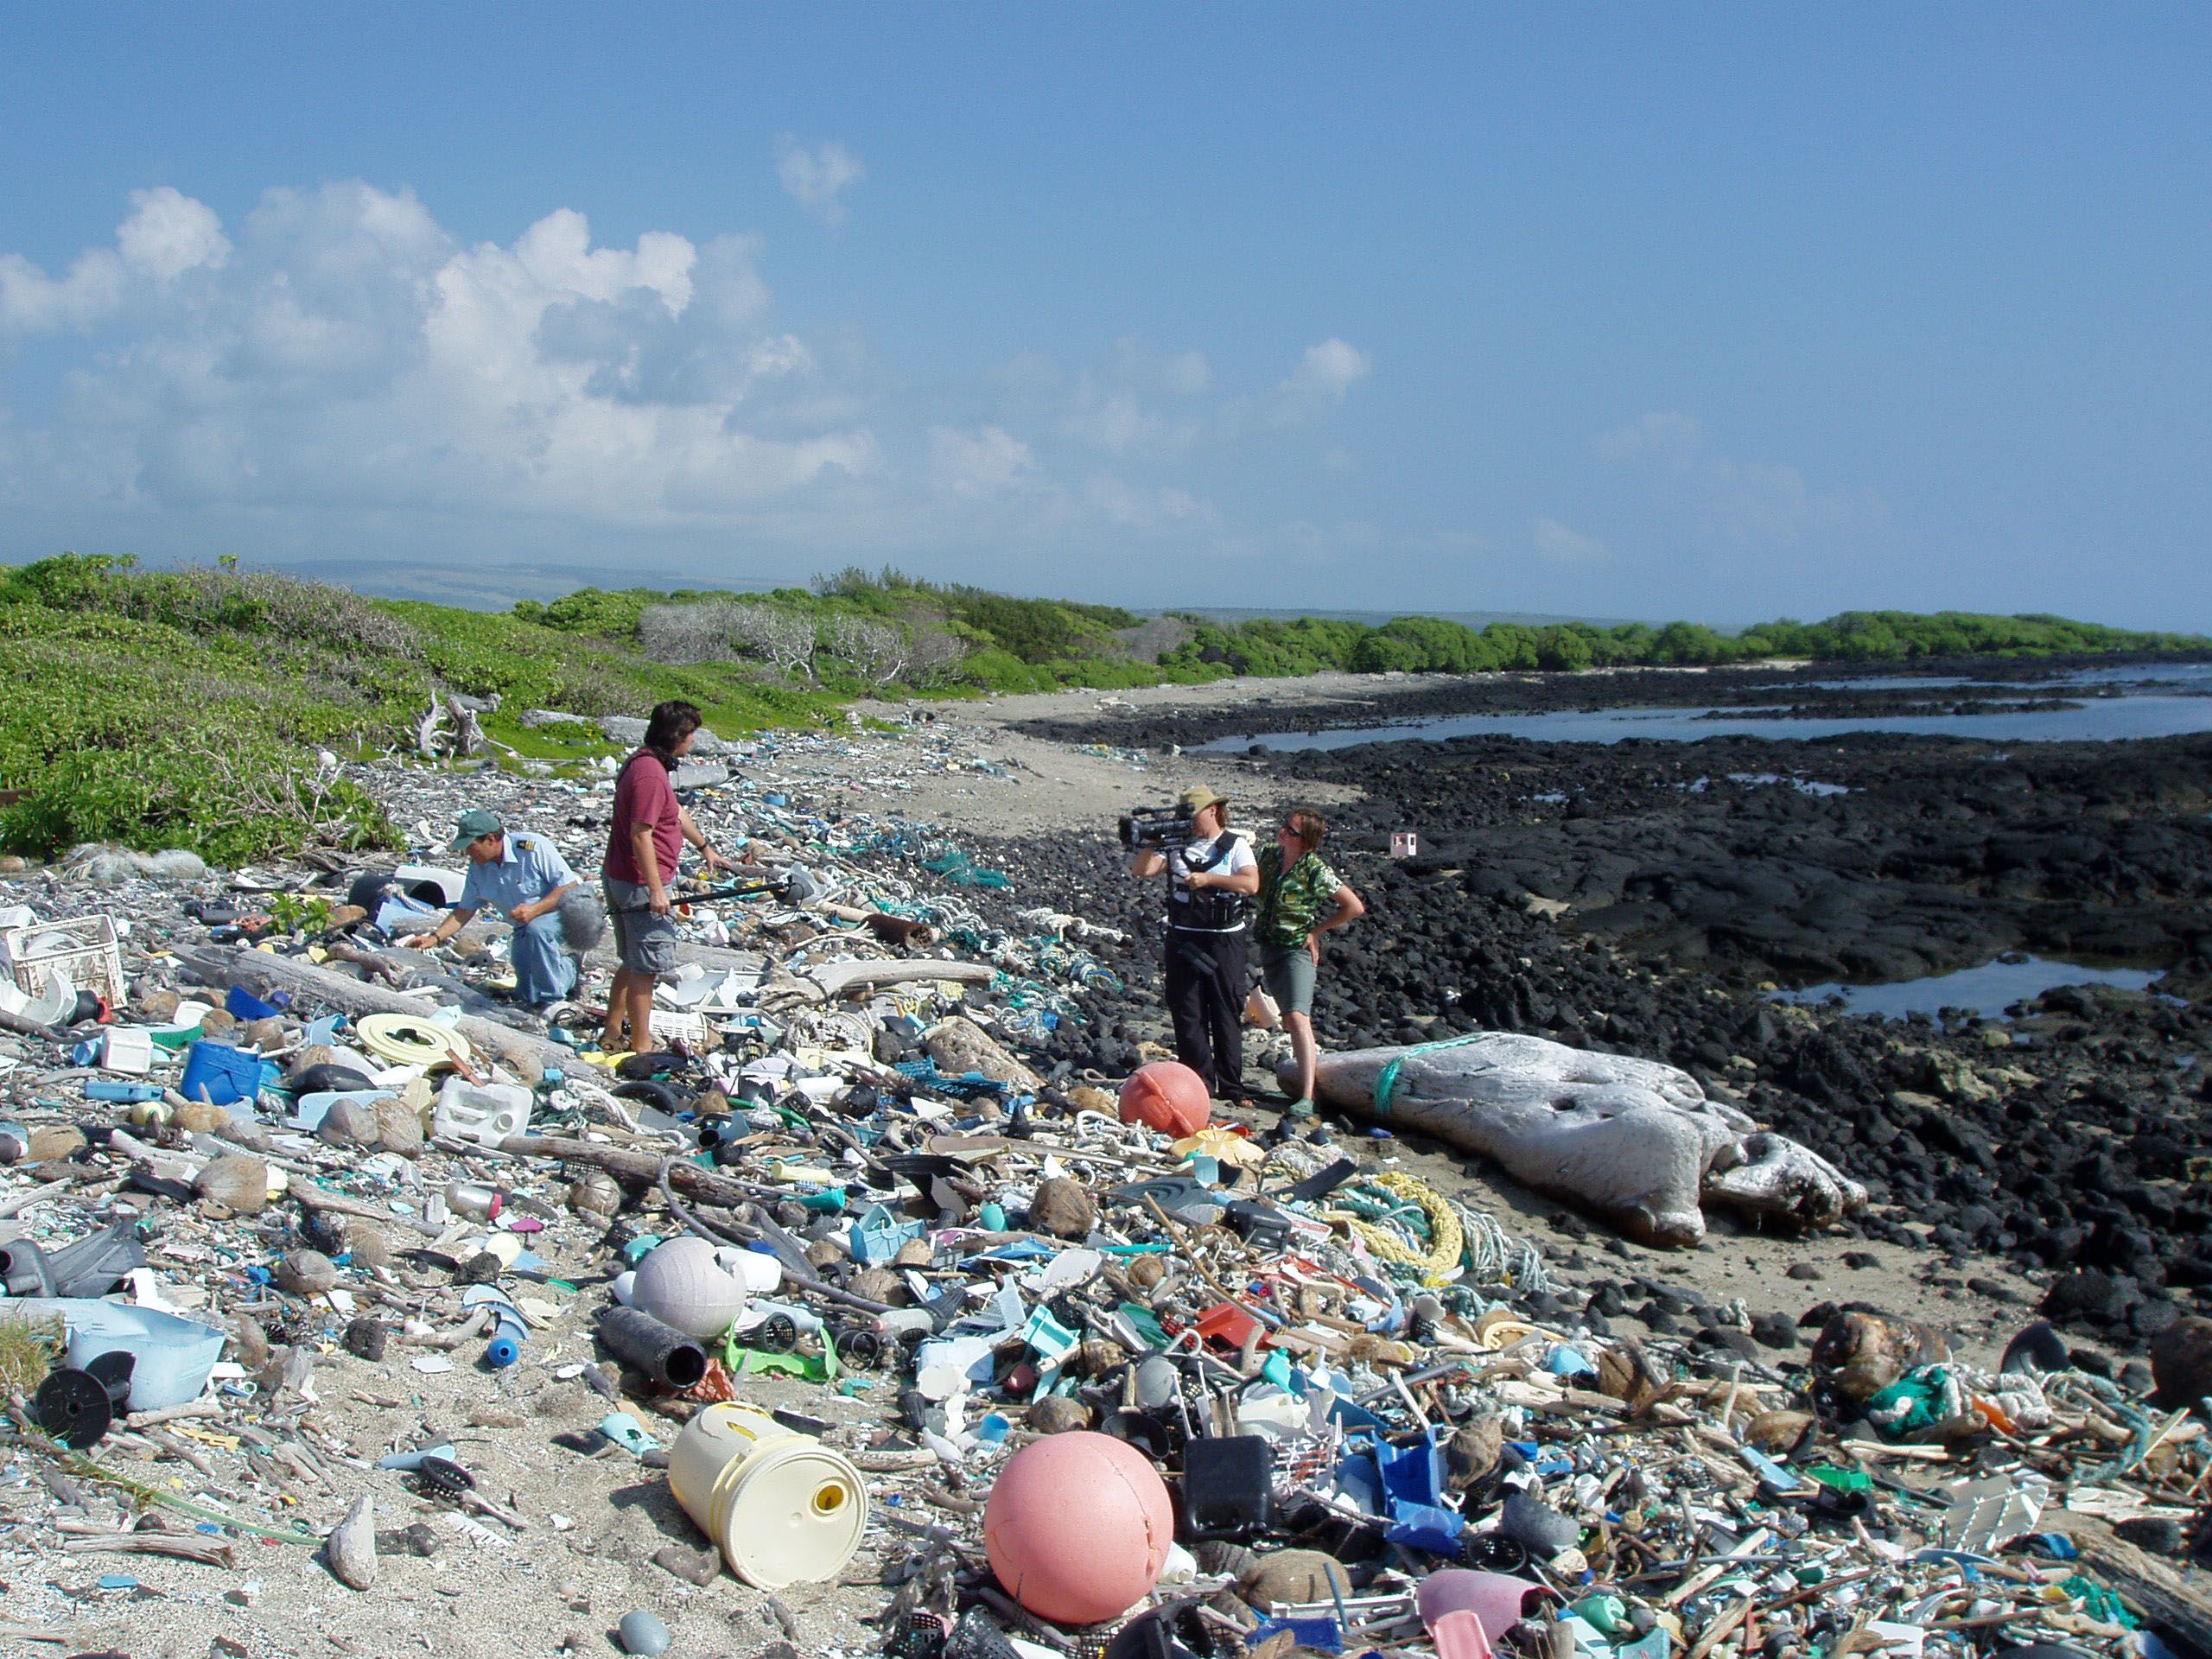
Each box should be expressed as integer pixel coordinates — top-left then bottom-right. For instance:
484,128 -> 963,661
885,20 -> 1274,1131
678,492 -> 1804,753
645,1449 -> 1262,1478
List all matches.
431,1078 -> 531,1146
667,1402 -> 868,1587
2,1298 -> 226,1411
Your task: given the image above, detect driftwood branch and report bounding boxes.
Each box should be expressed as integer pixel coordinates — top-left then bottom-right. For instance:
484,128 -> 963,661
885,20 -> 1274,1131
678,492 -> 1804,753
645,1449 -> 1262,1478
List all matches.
176,944 -> 569,1084
769,958 -> 995,1007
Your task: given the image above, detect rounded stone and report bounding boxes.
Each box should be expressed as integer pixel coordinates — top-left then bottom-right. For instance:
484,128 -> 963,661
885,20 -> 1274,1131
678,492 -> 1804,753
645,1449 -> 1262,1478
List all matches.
616,1609 -> 671,1656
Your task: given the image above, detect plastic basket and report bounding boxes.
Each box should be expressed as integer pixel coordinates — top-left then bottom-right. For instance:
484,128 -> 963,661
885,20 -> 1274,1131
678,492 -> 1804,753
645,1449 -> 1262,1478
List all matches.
0,914 -> 125,1008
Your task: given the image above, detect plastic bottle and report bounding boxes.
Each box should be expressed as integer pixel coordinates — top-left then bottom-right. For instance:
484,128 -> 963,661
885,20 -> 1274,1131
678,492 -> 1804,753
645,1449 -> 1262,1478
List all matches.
444,1181 -> 504,1221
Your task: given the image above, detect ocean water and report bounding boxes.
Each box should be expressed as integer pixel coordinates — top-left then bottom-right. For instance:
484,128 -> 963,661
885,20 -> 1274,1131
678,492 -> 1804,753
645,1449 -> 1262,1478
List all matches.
1198,662 -> 2212,752
1770,955 -> 2164,1020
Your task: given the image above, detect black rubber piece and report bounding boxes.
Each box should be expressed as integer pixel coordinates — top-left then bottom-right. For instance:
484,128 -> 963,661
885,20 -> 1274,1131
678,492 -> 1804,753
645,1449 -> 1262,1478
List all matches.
31,1368 -> 115,1448
1999,1319 -> 2072,1377
289,1062 -> 378,1096
611,1079 -> 686,1114
1462,1532 -> 1534,1573
346,872 -> 396,913
41,1219 -> 147,1300
597,1306 -> 710,1391
85,1349 -> 137,1408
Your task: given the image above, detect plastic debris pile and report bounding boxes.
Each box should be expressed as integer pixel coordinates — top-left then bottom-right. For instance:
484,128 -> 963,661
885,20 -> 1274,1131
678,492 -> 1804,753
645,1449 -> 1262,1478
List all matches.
0,740 -> 2209,1659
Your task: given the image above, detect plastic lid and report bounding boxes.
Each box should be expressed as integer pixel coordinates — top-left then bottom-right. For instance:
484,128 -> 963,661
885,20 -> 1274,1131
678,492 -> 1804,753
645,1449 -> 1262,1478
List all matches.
721,1441 -> 869,1589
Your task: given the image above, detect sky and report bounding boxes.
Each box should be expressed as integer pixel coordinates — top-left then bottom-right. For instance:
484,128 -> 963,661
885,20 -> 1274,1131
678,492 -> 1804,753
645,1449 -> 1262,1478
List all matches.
2,7 -> 2207,627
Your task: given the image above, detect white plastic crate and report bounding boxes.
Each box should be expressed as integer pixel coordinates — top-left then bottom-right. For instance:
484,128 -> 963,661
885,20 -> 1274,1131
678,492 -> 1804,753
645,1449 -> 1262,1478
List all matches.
0,913 -> 126,1007
647,1007 -> 711,1048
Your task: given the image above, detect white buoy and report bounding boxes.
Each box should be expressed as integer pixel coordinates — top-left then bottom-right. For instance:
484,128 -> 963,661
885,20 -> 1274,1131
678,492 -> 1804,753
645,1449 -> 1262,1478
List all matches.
631,1236 -> 747,1338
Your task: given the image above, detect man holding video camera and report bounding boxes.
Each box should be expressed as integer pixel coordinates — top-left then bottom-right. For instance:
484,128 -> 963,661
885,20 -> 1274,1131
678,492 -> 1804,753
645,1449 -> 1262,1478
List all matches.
1128,785 -> 1261,1099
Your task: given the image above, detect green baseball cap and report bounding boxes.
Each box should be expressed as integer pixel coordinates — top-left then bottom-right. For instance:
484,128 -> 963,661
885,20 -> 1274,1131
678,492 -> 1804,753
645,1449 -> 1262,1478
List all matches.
448,808 -> 503,852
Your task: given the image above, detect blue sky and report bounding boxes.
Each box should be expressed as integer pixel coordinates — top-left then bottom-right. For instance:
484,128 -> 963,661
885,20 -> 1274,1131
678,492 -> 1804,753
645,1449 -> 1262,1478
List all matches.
3,7 -> 2207,626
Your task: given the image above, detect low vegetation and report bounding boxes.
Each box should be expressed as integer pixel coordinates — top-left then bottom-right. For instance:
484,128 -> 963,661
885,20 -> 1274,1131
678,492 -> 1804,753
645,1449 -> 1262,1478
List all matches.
3,552 -> 2203,864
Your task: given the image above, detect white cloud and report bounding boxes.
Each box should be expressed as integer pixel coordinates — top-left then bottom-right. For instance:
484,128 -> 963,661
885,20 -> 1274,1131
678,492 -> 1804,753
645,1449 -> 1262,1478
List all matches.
1598,410 -> 1884,550
1,181 -> 1384,580
1086,473 -> 1214,532
775,137 -> 866,225
116,186 -> 232,281
1268,337 -> 1370,425
1534,515 -> 1611,564
931,424 -> 1035,498
0,182 -> 874,525
1,186 -> 231,334
1058,337 -> 1213,457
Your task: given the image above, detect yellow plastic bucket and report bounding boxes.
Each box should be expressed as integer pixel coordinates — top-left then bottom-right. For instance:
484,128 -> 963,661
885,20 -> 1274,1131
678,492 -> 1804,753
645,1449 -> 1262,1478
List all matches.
667,1403 -> 869,1588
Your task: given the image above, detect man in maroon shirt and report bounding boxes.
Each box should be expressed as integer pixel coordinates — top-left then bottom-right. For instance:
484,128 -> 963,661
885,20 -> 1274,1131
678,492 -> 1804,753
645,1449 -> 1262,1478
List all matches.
600,700 -> 729,1052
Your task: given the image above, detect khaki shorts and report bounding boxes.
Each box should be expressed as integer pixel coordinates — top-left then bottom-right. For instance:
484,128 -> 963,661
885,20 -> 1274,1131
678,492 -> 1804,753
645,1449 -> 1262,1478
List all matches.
603,875 -> 678,976
1261,944 -> 1317,1016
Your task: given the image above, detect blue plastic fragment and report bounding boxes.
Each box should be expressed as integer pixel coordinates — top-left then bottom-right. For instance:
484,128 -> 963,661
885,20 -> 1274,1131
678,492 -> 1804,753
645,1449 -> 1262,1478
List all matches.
1385,1498 -> 1465,1554
1377,1431 -> 1447,1509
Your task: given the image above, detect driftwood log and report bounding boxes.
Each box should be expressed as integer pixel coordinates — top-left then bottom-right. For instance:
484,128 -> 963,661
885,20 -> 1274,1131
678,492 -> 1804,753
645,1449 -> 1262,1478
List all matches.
1295,1033 -> 1867,1247
2065,1515 -> 2212,1656
779,958 -> 994,1005
176,944 -> 572,1084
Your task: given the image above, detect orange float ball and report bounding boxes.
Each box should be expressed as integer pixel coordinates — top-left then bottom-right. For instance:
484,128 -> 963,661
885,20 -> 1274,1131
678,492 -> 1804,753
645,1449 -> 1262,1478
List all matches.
983,1432 -> 1174,1625
1117,1061 -> 1211,1137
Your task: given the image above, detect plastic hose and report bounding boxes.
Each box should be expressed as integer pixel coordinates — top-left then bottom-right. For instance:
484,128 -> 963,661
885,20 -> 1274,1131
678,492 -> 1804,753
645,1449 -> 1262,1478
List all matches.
357,1013 -> 472,1067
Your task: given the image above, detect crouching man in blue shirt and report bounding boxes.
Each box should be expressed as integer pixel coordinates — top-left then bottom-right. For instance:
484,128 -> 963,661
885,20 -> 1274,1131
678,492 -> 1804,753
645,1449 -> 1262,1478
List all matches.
403,809 -> 582,1008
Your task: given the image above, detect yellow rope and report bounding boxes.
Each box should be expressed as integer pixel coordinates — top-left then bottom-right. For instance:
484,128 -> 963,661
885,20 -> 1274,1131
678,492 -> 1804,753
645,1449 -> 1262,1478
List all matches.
1341,1170 -> 1464,1286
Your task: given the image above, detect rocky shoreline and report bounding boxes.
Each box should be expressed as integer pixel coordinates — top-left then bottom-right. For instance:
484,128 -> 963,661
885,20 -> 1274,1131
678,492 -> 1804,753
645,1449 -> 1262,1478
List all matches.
1011,652 -> 2212,748
980,672 -> 2212,1357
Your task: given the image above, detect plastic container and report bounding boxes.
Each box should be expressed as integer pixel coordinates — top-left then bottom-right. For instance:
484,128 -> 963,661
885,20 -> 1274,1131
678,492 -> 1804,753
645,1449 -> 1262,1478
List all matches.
99,1027 -> 154,1075
667,1402 -> 869,1588
3,1298 -> 226,1410
224,985 -> 283,1022
6,970 -> 78,1027
1181,1435 -> 1274,1540
0,914 -> 126,1008
178,1041 -> 281,1107
431,1079 -> 531,1146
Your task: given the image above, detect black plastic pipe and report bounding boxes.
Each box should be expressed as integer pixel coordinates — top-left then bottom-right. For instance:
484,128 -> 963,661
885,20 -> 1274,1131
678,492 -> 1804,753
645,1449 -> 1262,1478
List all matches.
597,1305 -> 709,1391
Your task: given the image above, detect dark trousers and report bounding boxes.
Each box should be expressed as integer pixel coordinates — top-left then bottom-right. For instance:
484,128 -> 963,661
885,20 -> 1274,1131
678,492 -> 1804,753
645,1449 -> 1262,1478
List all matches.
1164,926 -> 1248,1097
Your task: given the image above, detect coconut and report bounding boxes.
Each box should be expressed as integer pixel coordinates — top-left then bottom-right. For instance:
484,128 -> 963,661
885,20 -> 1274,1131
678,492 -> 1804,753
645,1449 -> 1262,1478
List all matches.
173,1098 -> 233,1135
318,1100 -> 380,1149
372,1097 -> 423,1158
194,1152 -> 270,1215
276,1249 -> 340,1296
566,1171 -> 621,1217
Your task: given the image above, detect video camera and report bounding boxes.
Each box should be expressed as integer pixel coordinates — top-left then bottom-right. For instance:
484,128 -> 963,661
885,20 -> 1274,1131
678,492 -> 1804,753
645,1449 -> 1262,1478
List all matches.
1118,806 -> 1198,852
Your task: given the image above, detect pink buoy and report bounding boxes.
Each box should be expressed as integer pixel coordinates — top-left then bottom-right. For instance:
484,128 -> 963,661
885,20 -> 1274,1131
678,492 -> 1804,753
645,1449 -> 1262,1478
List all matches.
983,1432 -> 1173,1625
1417,1569 -> 1544,1645
1118,1062 -> 1211,1137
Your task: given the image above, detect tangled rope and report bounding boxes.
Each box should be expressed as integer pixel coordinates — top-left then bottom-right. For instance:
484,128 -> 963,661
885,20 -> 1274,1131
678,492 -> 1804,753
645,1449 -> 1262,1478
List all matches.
1341,1171 -> 1465,1287
1455,1201 -> 1553,1295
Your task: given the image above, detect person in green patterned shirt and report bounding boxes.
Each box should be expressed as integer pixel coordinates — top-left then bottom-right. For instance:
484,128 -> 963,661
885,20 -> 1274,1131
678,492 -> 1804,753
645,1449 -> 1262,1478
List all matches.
1254,807 -> 1366,1118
